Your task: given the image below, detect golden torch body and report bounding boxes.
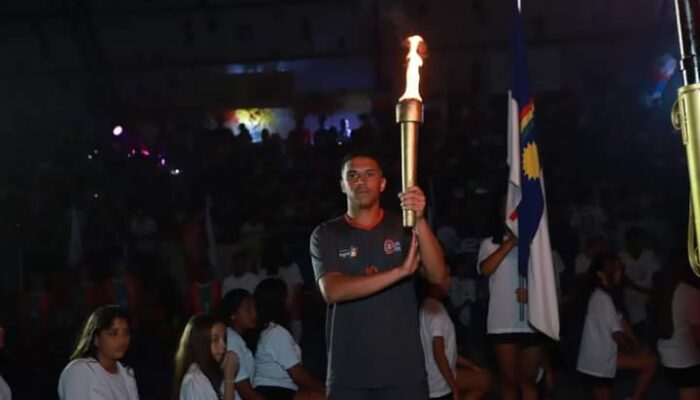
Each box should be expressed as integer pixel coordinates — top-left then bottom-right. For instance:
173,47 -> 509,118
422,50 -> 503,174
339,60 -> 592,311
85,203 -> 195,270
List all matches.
671,0 -> 700,276
396,99 -> 424,227
672,84 -> 700,276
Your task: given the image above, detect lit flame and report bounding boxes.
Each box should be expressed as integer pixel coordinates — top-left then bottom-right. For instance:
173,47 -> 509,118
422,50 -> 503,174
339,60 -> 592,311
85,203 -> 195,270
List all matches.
399,35 -> 424,102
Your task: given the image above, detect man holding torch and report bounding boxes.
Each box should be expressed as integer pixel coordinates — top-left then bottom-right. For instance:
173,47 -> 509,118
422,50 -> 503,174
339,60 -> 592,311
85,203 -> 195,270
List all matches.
309,31 -> 446,400
310,151 -> 447,400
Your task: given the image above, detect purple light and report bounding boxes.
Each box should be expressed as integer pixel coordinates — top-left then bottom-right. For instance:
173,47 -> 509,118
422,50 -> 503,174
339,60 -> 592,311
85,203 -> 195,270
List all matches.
141,148 -> 150,157
113,125 -> 123,136
160,158 -> 166,166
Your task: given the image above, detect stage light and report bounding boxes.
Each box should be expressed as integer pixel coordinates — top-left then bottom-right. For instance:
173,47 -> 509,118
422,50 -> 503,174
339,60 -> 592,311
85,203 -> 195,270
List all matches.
113,126 -> 123,136
93,193 -> 99,199
170,168 -> 181,176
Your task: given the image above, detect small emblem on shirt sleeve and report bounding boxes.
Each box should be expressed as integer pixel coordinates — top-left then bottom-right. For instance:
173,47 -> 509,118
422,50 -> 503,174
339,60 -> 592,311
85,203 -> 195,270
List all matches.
339,246 -> 358,259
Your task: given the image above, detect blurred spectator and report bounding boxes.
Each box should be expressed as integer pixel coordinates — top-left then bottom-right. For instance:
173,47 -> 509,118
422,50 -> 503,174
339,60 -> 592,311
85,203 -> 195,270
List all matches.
102,258 -> 143,318
620,227 -> 661,338
130,207 -> 159,255
19,273 -> 51,352
186,264 -> 221,315
448,261 -> 477,333
574,235 -> 608,277
73,265 -> 101,321
260,239 -> 304,343
222,249 -> 261,297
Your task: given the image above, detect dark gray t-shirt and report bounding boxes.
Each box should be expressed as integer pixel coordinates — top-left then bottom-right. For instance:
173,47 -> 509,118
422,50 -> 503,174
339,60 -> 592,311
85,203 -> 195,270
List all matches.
310,211 -> 426,389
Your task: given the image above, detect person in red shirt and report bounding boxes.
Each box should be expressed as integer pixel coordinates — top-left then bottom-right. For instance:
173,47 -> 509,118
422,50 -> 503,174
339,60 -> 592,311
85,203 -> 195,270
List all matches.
19,273 -> 52,360
102,258 -> 143,318
187,263 -> 221,315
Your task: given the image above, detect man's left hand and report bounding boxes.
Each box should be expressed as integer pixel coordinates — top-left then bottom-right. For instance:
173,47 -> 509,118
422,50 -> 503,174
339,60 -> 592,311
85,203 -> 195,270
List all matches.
398,186 -> 426,220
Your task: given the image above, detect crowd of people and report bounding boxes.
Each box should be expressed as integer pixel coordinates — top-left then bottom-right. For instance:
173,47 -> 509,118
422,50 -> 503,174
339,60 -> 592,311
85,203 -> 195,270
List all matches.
0,81 -> 698,399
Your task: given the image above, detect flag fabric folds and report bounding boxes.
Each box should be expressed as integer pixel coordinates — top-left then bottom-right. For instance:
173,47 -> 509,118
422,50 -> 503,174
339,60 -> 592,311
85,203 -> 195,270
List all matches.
505,0 -> 560,340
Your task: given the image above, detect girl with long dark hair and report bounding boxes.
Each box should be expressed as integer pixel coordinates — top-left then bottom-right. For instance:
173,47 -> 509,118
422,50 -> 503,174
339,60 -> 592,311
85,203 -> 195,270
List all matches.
173,314 -> 239,400
58,305 -> 139,400
259,238 -> 305,343
575,253 -> 657,400
220,289 -> 263,400
251,278 -> 324,400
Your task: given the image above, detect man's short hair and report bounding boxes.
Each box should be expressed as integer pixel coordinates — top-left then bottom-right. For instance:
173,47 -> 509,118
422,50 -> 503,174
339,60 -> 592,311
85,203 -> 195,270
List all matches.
339,152 -> 384,176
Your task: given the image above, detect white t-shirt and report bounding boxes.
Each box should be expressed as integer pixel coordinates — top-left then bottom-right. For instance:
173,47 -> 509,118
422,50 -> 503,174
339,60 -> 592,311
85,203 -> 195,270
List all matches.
179,363 -> 220,400
657,282 -> 700,368
58,358 -> 139,400
420,298 -> 457,398
619,250 -> 661,324
227,328 -> 255,400
222,273 -> 260,298
253,323 -> 301,391
449,277 -> 476,327
576,289 -> 623,378
477,238 -> 532,334
574,253 -> 592,276
0,374 -> 10,400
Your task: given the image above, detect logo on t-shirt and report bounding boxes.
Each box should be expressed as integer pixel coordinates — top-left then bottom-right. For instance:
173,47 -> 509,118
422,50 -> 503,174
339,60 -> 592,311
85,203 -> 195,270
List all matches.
338,246 -> 358,259
383,239 -> 402,255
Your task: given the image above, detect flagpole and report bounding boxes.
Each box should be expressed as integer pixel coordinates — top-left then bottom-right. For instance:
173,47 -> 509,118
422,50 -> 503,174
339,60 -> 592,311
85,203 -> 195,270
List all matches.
519,277 -> 525,321
517,0 -> 525,323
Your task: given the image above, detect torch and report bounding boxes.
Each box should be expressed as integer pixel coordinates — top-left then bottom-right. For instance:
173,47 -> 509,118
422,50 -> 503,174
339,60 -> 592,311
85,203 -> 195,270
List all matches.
671,0 -> 700,276
396,35 -> 425,228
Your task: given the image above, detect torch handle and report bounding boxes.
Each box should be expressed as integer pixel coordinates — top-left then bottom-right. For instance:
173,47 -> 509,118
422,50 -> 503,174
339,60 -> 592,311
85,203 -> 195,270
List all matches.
401,123 -> 418,228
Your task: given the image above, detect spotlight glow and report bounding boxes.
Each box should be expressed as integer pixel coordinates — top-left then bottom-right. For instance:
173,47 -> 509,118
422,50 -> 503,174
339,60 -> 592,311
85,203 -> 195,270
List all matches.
113,126 -> 123,136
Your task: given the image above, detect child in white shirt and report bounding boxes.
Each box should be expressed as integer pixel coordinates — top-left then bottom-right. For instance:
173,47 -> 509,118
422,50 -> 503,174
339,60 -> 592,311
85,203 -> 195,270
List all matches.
576,253 -> 657,400
58,306 -> 139,400
221,289 -> 264,400
173,314 -> 239,400
251,279 -> 324,400
419,278 -> 491,400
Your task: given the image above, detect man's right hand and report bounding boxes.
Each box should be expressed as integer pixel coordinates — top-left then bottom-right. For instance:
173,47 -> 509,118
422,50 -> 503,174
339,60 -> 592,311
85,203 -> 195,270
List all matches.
397,233 -> 420,278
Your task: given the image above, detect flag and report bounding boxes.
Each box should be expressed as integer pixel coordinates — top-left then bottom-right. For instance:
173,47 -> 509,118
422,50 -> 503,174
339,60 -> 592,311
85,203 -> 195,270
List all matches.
505,1 -> 559,340
205,194 -> 217,266
67,204 -> 83,267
